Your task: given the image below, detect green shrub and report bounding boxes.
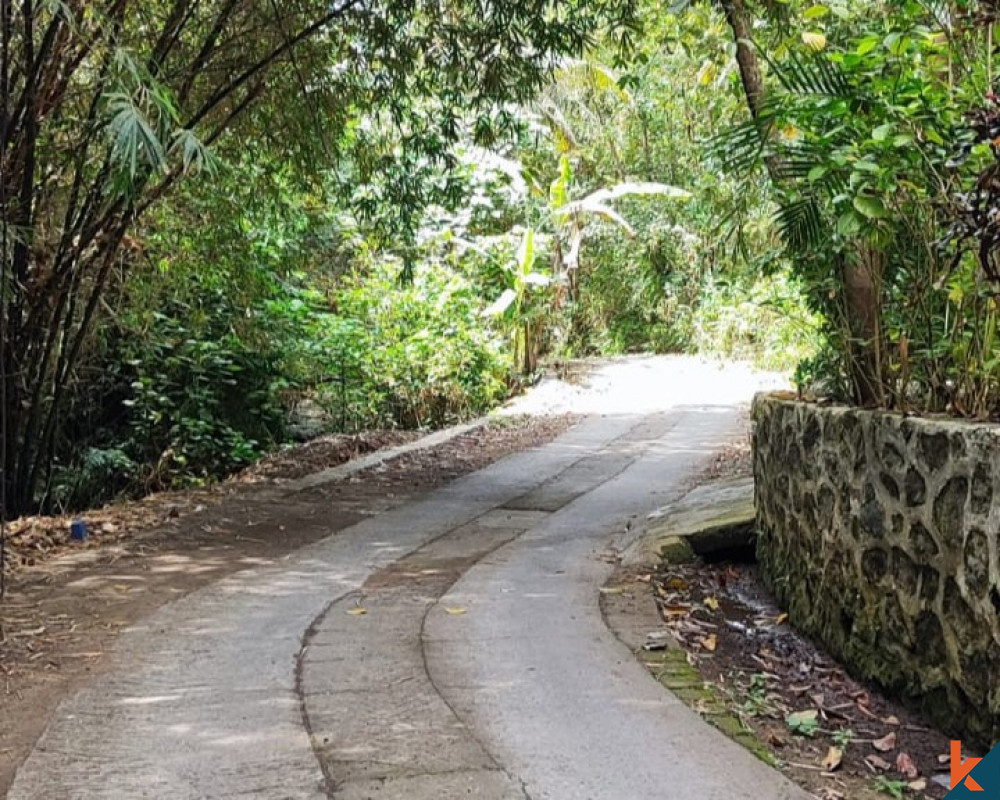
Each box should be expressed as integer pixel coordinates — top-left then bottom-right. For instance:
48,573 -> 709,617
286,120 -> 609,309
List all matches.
691,272 -> 821,372
316,260 -> 512,430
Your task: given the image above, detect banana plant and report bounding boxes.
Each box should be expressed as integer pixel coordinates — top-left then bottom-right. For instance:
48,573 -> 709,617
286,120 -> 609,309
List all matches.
552,155 -> 689,263
483,229 -> 551,374
481,152 -> 690,375
541,154 -> 690,304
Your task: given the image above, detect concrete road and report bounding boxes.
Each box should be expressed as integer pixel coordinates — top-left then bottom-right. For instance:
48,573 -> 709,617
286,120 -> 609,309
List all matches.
8,359 -> 807,800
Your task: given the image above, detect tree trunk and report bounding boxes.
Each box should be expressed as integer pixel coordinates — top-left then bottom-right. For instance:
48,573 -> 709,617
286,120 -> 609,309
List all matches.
719,0 -> 767,120
843,248 -> 886,407
719,0 -> 886,406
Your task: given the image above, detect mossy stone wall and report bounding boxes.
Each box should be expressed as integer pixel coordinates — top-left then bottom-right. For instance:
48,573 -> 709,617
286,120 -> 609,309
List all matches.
752,395 -> 1000,748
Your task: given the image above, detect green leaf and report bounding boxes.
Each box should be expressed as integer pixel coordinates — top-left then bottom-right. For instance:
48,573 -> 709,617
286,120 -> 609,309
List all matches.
786,709 -> 820,737
803,5 -> 830,19
807,165 -> 828,182
871,124 -> 893,142
516,229 -> 536,277
856,35 -> 880,56
549,155 -> 572,209
837,210 -> 861,236
852,194 -> 887,219
884,32 -> 910,55
170,129 -> 215,174
107,92 -> 167,180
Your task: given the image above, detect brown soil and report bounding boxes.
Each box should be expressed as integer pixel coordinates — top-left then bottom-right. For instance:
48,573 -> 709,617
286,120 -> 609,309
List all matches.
1,430 -> 418,574
234,430 -> 421,484
643,559 -> 957,800
0,415 -> 574,795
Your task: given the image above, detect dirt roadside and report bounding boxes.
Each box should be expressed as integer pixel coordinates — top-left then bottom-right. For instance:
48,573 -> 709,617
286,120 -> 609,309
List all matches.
0,415 -> 573,795
603,453 -> 958,800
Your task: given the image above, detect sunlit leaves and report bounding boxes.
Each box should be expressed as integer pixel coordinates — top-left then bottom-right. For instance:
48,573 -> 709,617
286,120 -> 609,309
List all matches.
713,0 -> 1000,414
801,31 -> 828,51
483,289 -> 518,316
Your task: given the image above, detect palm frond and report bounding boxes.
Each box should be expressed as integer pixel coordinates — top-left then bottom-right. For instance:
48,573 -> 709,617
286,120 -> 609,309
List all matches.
768,49 -> 852,99
772,142 -> 848,195
775,197 -> 827,253
705,114 -> 775,176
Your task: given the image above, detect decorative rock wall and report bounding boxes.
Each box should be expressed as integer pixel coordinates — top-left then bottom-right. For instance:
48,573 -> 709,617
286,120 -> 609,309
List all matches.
752,395 -> 1000,748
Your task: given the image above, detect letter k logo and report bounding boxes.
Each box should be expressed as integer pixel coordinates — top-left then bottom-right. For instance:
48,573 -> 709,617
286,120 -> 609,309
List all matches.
953,741 -> 984,792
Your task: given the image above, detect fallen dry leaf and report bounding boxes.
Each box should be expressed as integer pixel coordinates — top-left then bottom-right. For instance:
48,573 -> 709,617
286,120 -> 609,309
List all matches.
703,596 -> 720,612
883,714 -> 900,726
776,612 -> 789,625
872,732 -> 897,752
865,755 -> 892,772
766,731 -> 788,748
347,607 -> 368,616
895,752 -> 918,780
908,778 -> 927,793
692,699 -> 714,715
700,634 -> 718,652
821,746 -> 843,772
444,607 -> 467,616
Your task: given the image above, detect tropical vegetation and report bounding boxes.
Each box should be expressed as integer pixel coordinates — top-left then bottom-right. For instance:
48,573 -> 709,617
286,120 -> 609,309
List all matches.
3,0 -> 998,515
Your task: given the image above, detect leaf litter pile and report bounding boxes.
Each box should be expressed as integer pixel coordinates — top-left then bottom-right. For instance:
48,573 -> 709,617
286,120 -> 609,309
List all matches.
649,561 -> 959,800
0,431 -> 417,574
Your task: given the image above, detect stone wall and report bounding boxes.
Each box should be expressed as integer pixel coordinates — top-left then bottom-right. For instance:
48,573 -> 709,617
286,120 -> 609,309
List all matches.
752,395 -> 1000,748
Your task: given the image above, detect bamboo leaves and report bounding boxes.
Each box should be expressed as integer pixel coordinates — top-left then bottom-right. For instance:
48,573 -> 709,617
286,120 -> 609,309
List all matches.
107,92 -> 169,181
170,129 -> 215,175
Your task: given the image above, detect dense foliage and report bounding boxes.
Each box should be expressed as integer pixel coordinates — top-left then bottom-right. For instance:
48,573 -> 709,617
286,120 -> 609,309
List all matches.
9,0 -> 923,515
713,0 -> 1000,415
0,0 -> 641,514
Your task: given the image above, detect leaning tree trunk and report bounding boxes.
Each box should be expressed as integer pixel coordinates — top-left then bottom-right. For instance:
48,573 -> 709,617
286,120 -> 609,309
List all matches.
719,0 -> 886,406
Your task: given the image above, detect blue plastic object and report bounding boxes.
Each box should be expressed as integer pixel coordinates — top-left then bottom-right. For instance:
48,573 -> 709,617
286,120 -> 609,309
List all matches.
70,520 -> 88,541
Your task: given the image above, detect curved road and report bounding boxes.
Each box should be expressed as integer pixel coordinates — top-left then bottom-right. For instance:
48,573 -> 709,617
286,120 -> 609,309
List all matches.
8,360 -> 807,800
